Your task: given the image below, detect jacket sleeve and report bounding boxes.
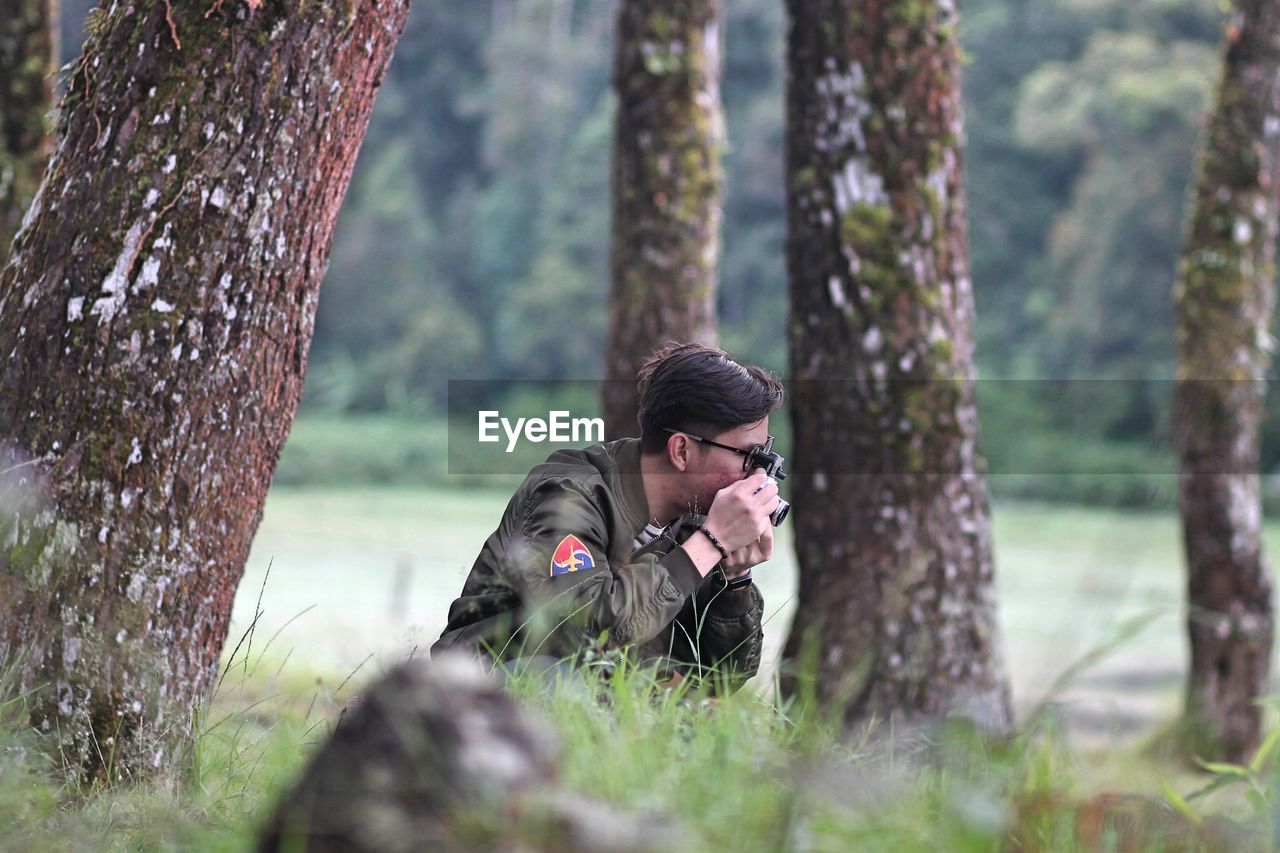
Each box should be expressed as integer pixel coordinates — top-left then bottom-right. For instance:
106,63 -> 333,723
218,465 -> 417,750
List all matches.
499,477 -> 704,654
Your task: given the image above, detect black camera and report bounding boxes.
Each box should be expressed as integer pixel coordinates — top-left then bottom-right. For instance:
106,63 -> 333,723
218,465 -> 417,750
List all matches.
746,440 -> 790,526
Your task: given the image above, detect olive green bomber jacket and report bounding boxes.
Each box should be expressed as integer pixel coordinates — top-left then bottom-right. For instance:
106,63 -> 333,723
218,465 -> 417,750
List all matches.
431,437 -> 764,690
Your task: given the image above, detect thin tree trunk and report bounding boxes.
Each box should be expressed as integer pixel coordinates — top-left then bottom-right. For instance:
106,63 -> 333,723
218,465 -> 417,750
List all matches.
0,0 -> 409,781
781,0 -> 1011,733
1173,0 -> 1280,764
604,0 -> 721,436
0,0 -> 57,262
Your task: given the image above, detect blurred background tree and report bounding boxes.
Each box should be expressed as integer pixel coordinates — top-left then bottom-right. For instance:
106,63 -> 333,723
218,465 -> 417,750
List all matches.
1172,0 -> 1280,763
780,0 -> 1011,730
602,0 -> 724,437
0,0 -> 57,265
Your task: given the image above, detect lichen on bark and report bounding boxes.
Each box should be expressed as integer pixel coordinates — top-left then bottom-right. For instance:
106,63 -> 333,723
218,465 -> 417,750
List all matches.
603,0 -> 723,437
1172,0 -> 1280,763
0,0 -> 409,782
782,0 -> 1010,734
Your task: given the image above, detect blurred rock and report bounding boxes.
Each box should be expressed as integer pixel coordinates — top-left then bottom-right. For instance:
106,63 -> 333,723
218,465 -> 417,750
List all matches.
258,653 -> 667,852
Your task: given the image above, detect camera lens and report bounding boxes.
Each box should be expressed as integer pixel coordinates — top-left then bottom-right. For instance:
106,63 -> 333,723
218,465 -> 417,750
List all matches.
770,499 -> 790,526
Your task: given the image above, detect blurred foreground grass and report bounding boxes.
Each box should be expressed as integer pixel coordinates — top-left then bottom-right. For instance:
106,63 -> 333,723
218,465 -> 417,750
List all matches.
1,649 -> 1272,851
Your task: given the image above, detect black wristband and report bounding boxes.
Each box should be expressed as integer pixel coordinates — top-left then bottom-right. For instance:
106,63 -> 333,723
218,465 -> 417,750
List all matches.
697,524 -> 730,562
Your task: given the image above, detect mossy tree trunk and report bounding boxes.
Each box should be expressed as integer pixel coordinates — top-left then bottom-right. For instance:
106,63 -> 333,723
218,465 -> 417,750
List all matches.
0,0 -> 57,263
604,0 -> 722,436
0,0 -> 409,782
780,0 -> 1011,733
1173,0 -> 1280,764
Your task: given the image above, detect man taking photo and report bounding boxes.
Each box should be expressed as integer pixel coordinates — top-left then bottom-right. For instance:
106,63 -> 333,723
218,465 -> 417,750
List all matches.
432,342 -> 785,693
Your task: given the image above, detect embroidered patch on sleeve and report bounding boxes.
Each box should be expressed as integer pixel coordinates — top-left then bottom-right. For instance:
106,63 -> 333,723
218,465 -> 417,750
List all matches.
550,534 -> 595,577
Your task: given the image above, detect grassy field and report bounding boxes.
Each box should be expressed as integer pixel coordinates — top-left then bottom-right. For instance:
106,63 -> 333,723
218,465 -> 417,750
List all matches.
232,483 -> 1270,746
5,484 -> 1280,849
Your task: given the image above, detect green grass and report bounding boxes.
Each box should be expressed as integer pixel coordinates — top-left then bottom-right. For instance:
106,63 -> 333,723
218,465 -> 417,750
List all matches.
231,483 -> 1280,747
6,481 -> 1280,848
271,414 -> 454,486
1,654 -> 1272,851
0,671 -> 311,851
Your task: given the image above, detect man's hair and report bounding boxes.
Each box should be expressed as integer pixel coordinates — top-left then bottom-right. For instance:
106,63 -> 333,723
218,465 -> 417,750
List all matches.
636,342 -> 784,454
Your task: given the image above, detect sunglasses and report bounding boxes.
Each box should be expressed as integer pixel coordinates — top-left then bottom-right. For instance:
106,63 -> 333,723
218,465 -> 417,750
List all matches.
662,428 -> 787,481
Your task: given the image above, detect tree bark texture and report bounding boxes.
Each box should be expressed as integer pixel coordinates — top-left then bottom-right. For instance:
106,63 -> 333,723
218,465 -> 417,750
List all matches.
0,0 -> 408,780
604,0 -> 722,436
0,0 -> 57,263
1173,0 -> 1280,763
781,0 -> 1011,733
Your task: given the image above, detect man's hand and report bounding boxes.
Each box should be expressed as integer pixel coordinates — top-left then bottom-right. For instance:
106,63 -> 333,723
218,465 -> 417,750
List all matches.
724,526 -> 773,579
704,469 -> 777,553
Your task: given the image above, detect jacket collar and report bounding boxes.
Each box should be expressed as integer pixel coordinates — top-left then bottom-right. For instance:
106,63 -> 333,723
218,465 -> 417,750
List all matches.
610,437 -> 651,534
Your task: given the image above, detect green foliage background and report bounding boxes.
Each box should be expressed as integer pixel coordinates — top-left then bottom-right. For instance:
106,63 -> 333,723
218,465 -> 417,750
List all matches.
276,0 -> 1280,506
49,0 -> 1275,502
309,0 -> 1221,384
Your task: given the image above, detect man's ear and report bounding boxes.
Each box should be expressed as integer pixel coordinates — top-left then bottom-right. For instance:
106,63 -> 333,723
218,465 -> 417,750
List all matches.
667,432 -> 692,472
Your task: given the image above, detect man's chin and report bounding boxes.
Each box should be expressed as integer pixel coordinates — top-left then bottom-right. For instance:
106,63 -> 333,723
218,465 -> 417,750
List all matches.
686,495 -> 716,518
